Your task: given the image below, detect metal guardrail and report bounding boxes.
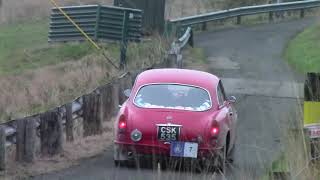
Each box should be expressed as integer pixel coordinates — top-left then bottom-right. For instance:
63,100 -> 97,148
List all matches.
49,5 -> 143,42
0,96 -> 83,147
169,0 -> 320,32
168,27 -> 193,68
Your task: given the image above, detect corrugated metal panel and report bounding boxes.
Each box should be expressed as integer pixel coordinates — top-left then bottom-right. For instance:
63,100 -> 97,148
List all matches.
113,0 -> 165,34
49,4 -> 143,42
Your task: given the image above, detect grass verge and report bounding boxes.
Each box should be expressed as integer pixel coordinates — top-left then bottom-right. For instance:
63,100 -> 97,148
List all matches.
0,20 -> 100,75
285,24 -> 320,73
0,20 -> 168,122
183,47 -> 208,71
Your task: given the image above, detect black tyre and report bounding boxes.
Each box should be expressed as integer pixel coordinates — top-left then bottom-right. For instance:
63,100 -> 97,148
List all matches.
114,160 -> 128,167
228,144 -> 236,163
114,160 -> 120,167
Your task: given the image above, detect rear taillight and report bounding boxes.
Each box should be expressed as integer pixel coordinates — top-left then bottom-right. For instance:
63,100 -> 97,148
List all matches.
210,120 -> 219,138
118,115 -> 127,131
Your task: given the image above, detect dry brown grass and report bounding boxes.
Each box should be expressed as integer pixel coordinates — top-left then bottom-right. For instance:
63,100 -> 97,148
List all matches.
0,36 -> 168,122
0,53 -> 112,121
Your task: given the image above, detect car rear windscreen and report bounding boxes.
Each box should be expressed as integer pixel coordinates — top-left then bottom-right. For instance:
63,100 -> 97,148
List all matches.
134,84 -> 211,111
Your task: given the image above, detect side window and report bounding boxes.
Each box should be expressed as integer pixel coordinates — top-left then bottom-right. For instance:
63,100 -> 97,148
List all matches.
217,81 -> 227,106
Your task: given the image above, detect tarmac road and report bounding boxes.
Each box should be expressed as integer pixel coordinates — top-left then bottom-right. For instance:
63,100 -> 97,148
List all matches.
33,18 -> 315,180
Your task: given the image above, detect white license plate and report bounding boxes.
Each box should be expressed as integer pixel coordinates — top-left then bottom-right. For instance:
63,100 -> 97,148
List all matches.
170,141 -> 198,158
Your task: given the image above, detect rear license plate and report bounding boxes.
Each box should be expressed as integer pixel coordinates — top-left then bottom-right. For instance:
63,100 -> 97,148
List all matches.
157,126 -> 180,141
170,141 -> 198,158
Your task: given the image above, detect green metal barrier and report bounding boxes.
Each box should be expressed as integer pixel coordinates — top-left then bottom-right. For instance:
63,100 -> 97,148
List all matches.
48,5 -> 143,42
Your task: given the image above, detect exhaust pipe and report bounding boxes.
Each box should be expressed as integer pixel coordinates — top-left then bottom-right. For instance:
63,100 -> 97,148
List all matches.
128,151 -> 133,158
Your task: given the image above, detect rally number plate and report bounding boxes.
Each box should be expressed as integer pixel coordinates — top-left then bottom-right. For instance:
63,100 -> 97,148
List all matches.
157,126 -> 180,141
170,141 -> 198,158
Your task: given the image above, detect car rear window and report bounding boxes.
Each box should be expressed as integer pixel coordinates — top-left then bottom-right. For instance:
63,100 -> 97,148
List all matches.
134,84 -> 211,111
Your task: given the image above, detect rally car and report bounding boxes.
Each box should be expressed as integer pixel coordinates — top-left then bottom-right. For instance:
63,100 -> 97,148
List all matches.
113,69 -> 238,172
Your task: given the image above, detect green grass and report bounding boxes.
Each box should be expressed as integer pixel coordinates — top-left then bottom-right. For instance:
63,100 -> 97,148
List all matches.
261,154 -> 290,180
285,24 -> 320,73
0,20 -> 97,75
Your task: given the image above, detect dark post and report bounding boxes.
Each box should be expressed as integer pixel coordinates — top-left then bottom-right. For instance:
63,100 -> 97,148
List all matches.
25,117 -> 37,163
83,94 -> 92,136
120,11 -> 129,69
236,16 -> 241,25
101,85 -> 113,121
40,109 -> 63,156
112,82 -> 120,115
65,103 -> 74,142
16,119 -> 26,161
300,9 -> 305,18
188,29 -> 194,48
118,77 -> 127,105
0,125 -> 5,171
97,93 -> 103,133
167,54 -> 177,68
83,93 -> 103,136
269,12 -> 274,22
201,22 -> 207,31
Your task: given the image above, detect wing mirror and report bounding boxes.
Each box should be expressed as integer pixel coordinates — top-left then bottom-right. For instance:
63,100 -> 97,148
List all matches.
123,89 -> 131,98
228,96 -> 237,103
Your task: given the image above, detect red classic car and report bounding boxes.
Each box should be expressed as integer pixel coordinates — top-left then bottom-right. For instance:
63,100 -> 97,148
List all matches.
114,69 -> 237,172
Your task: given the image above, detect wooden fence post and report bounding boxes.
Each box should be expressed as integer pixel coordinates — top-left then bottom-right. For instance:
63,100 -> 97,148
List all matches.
16,119 -> 26,161
300,9 -> 305,18
83,94 -> 92,136
167,54 -> 177,68
0,125 -> 6,171
101,85 -> 113,121
65,103 -> 74,142
118,77 -> 126,105
269,12 -> 274,22
40,109 -> 63,156
236,15 -> 241,25
97,93 -> 103,133
112,82 -> 120,115
25,117 -> 37,163
201,22 -> 207,31
83,93 -> 103,136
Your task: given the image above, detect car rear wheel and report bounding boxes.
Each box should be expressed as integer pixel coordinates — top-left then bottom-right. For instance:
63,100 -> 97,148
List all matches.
228,144 -> 236,163
114,160 -> 129,167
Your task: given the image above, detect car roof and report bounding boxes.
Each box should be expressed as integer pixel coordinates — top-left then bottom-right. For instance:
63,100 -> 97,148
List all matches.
135,68 -> 220,90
